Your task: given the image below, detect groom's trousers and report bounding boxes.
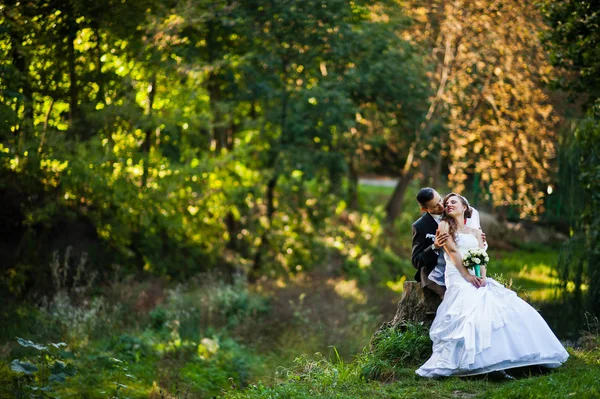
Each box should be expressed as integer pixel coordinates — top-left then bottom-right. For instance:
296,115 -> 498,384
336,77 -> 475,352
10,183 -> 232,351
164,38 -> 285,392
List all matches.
424,282 -> 445,299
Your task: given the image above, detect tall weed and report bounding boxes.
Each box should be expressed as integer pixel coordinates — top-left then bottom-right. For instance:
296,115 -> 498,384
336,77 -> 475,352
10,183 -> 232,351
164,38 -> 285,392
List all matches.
39,247 -> 116,346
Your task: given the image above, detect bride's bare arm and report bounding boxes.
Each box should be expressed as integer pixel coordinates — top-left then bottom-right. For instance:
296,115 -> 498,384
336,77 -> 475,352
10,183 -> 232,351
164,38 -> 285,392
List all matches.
439,222 -> 483,288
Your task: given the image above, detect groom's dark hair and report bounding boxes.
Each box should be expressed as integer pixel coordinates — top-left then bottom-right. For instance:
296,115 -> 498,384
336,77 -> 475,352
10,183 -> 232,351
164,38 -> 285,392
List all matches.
416,187 -> 435,207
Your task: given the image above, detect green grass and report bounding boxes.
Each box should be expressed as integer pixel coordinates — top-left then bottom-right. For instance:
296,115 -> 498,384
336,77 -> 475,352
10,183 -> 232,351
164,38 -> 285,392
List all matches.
357,323 -> 432,382
223,346 -> 599,399
358,180 -> 421,260
0,180 -> 580,398
0,243 -> 584,399
488,248 -> 562,302
357,183 -> 396,206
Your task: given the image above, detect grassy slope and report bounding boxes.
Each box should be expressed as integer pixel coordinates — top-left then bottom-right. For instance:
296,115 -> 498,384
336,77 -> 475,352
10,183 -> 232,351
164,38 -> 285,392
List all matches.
223,182 -> 585,399
0,181 -> 579,398
224,348 -> 600,399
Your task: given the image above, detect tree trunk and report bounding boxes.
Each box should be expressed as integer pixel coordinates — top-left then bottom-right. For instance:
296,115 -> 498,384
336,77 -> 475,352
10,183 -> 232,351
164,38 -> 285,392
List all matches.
141,76 -> 156,188
207,74 -> 226,152
206,20 -> 228,153
385,172 -> 413,224
95,25 -> 104,104
251,57 -> 289,280
11,27 -> 33,148
348,157 -> 359,210
588,245 -> 600,317
371,281 -> 440,342
225,212 -> 241,253
432,153 -> 443,190
384,32 -> 456,223
224,120 -> 240,254
38,98 -> 55,154
67,12 -> 79,127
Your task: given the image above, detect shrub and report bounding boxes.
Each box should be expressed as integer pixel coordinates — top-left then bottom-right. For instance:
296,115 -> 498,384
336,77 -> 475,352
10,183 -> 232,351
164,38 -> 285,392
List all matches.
38,248 -> 116,346
358,322 -> 431,381
178,336 -> 254,397
7,338 -> 76,398
156,274 -> 270,342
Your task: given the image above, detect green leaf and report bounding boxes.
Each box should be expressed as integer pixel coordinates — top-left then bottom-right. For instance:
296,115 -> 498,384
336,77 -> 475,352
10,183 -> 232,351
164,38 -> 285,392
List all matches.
49,373 -> 66,383
11,359 -> 38,375
50,360 -> 66,374
16,338 -> 47,351
50,360 -> 76,377
64,363 -> 77,377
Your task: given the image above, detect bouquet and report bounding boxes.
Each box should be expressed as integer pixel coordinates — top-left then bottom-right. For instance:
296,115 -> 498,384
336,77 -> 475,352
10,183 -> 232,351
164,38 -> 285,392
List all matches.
463,248 -> 489,277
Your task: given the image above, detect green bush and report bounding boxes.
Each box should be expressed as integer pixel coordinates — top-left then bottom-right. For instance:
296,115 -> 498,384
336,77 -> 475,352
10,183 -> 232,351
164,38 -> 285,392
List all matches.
6,338 -> 76,399
179,336 -> 254,397
108,334 -> 152,364
149,306 -> 169,331
358,323 -> 431,381
154,274 -> 271,342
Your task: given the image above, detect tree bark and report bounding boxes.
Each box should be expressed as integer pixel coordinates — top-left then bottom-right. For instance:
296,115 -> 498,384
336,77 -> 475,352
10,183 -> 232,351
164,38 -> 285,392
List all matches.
206,19 -> 229,153
141,76 -> 156,188
251,80 -> 289,279
66,10 -> 79,127
38,98 -> 55,154
348,157 -> 359,210
372,281 -> 440,342
589,245 -> 600,316
250,173 -> 279,281
432,153 -> 443,189
384,31 -> 456,223
384,171 -> 413,224
95,25 -> 104,104
10,25 -> 33,148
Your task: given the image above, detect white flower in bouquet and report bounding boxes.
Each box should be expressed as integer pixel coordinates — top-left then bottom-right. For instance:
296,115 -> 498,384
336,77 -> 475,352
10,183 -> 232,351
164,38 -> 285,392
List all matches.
463,248 -> 489,270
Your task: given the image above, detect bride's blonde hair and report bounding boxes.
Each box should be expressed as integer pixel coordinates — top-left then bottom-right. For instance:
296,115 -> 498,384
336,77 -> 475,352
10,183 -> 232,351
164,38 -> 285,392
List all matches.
442,193 -> 472,238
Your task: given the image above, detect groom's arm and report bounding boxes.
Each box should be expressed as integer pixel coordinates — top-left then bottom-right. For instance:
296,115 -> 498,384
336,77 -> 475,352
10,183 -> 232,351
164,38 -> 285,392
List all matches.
470,208 -> 489,251
411,224 -> 439,271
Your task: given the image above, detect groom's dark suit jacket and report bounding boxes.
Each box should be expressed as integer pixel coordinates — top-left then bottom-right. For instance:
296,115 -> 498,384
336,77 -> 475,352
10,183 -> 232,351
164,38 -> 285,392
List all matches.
411,212 -> 446,288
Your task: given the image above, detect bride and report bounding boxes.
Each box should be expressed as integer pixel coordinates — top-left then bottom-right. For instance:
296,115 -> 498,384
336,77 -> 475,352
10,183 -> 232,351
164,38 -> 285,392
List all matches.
416,193 -> 569,378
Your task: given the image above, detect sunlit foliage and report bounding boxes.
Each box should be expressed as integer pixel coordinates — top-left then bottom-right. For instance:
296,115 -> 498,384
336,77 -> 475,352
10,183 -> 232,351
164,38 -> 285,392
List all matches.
397,0 -> 559,218
0,0 -> 427,293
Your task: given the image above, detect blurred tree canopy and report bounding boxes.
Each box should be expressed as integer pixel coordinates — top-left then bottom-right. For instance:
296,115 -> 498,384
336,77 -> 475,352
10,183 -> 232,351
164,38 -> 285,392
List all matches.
0,0 -> 573,296
0,0 -> 430,294
384,0 -> 560,219
541,0 -> 600,316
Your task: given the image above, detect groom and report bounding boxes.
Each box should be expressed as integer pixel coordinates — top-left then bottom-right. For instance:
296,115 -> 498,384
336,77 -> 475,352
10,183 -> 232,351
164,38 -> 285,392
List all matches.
411,187 -> 486,298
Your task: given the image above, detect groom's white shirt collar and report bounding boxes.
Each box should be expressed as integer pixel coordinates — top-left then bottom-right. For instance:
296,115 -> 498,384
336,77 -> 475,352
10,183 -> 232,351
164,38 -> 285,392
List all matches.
429,213 -> 442,224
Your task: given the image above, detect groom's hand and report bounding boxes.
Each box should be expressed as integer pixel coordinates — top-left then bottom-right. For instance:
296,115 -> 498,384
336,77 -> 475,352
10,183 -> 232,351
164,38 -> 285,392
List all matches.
481,231 -> 487,244
434,230 -> 449,249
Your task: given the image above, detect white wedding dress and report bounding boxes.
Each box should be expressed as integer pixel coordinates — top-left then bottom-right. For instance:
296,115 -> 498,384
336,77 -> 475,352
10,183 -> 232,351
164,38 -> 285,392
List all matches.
416,233 -> 569,377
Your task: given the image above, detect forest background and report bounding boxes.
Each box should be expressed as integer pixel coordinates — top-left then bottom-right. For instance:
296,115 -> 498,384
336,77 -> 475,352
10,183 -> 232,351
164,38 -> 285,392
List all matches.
1,0 -> 600,398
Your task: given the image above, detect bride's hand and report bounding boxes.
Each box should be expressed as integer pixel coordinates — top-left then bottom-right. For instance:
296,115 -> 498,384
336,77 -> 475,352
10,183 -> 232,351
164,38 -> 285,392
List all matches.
463,274 -> 483,288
